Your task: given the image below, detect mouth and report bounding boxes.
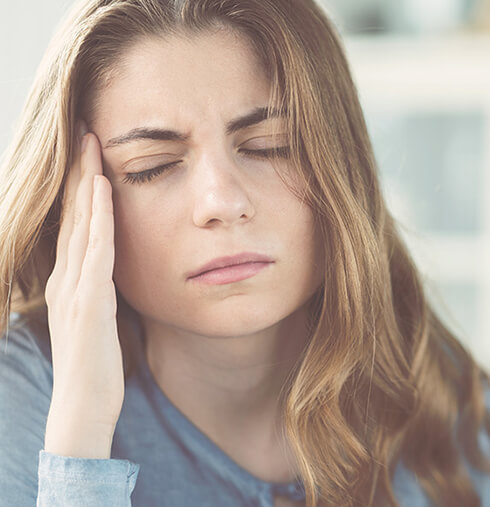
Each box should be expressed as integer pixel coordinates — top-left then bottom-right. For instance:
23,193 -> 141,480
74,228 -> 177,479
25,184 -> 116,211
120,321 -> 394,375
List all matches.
187,260 -> 273,285
186,252 -> 274,280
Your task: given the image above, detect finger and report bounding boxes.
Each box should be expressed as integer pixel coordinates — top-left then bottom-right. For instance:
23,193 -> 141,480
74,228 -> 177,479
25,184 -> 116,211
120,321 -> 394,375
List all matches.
53,125 -> 85,275
65,133 -> 104,288
78,175 -> 116,310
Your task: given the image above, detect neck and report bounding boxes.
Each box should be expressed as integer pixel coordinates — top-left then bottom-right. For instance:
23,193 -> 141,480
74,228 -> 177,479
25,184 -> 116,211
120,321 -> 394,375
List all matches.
141,304 -> 311,482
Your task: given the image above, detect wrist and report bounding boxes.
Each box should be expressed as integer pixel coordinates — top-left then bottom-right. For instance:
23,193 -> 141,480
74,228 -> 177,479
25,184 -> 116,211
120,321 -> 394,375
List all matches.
44,410 -> 115,459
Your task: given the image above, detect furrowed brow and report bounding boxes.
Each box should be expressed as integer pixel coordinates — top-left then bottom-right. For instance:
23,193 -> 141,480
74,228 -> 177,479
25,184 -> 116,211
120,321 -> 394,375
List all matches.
225,106 -> 286,135
105,128 -> 189,149
104,106 -> 287,149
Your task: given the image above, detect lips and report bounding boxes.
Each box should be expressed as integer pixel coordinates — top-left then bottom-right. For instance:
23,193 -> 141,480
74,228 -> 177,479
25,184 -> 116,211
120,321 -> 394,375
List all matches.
186,252 -> 274,279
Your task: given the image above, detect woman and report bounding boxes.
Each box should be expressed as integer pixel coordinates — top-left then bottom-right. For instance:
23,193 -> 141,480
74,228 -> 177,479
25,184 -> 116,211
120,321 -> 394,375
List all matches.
0,0 -> 488,506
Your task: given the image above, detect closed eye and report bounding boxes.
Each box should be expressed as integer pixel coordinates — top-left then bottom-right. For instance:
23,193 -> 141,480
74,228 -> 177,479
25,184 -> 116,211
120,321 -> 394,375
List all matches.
121,160 -> 182,185
121,146 -> 291,185
238,146 -> 291,159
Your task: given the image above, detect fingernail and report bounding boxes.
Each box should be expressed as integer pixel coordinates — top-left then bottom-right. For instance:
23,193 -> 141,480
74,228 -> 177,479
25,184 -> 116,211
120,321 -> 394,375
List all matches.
78,119 -> 88,139
78,120 -> 89,152
81,134 -> 89,153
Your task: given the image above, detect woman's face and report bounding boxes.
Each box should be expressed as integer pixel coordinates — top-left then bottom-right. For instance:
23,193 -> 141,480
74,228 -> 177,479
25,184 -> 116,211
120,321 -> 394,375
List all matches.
92,28 -> 324,337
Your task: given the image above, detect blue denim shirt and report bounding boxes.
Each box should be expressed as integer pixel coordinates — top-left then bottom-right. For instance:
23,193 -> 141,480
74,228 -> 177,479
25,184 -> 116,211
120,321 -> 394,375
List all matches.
0,310 -> 488,507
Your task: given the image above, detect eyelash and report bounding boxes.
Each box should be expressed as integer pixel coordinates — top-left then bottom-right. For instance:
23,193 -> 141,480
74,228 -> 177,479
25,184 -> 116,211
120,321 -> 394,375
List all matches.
121,146 -> 291,185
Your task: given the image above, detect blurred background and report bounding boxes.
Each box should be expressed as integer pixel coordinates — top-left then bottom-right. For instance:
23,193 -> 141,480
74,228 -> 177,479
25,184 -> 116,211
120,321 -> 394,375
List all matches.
1,0 -> 489,371
319,0 -> 490,372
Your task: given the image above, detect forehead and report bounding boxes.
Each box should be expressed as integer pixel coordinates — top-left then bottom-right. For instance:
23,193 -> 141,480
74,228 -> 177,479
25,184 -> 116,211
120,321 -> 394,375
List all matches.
93,29 -> 272,132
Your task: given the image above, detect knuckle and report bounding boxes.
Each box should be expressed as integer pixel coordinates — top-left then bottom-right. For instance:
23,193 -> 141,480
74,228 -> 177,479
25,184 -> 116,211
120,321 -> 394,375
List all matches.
62,195 -> 74,214
88,233 -> 102,252
73,209 -> 83,227
59,206 -> 72,227
71,292 -> 86,317
44,285 -> 52,304
44,275 -> 57,302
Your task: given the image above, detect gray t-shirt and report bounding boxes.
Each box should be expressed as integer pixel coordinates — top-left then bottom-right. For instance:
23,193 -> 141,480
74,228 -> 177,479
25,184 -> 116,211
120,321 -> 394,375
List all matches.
0,309 -> 488,506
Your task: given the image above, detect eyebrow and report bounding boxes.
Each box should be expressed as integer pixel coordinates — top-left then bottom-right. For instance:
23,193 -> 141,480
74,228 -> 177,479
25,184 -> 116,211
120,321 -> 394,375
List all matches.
104,106 -> 286,149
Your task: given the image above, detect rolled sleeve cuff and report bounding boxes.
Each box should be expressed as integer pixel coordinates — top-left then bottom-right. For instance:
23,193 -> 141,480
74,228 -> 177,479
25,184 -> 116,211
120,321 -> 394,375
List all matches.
37,450 -> 140,506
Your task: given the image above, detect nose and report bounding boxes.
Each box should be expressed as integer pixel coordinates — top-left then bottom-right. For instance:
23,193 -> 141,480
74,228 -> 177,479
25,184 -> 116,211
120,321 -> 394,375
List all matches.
191,152 -> 256,228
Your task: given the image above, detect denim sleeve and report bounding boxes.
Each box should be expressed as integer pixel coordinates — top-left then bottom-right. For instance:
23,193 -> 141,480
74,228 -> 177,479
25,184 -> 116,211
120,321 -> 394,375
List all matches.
0,321 -> 53,506
0,315 -> 139,507
37,450 -> 140,507
463,385 -> 490,504
393,385 -> 490,507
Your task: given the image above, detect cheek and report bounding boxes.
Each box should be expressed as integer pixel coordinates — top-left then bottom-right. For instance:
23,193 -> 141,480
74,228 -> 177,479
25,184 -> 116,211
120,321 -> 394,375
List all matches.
111,191 -> 179,290
285,201 -> 323,286
278,193 -> 315,248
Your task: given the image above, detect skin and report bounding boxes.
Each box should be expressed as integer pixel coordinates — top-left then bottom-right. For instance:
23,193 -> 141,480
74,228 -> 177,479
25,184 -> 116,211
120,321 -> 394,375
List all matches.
89,27 -> 324,485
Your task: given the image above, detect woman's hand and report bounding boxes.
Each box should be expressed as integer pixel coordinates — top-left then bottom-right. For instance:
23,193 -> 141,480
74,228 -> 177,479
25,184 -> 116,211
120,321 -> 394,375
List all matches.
43,122 -> 124,458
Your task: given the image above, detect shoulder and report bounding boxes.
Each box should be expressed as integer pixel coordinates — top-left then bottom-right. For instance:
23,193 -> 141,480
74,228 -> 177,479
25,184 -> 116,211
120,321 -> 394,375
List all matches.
0,308 -> 53,391
0,309 -> 53,506
392,461 -> 432,507
462,382 -> 490,501
392,382 -> 490,506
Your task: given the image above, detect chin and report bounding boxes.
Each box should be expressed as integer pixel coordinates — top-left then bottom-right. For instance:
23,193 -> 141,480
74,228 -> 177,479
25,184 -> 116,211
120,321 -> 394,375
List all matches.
179,305 -> 295,338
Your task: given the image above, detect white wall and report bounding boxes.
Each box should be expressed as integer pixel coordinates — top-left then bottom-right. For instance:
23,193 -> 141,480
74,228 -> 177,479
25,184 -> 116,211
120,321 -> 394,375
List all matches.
0,0 -> 72,154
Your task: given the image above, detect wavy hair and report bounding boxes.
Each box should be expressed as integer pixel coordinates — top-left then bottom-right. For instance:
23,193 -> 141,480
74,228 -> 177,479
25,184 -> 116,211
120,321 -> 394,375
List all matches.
1,0 -> 489,505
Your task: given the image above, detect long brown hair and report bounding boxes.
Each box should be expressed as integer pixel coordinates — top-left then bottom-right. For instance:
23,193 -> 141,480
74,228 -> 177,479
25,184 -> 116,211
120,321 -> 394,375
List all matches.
1,1 -> 489,505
